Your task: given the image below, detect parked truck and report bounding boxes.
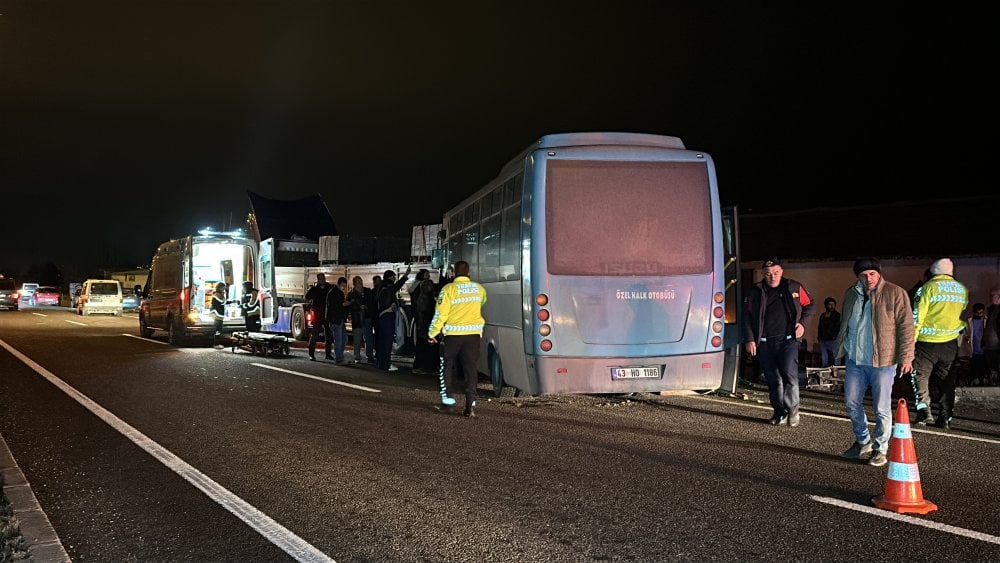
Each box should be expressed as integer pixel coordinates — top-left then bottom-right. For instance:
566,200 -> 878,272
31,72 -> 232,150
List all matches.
258,233 -> 442,341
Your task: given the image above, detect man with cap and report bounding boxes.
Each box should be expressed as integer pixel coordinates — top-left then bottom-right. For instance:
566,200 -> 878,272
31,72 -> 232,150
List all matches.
910,257 -> 968,429
837,258 -> 914,466
375,265 -> 411,371
742,257 -> 816,426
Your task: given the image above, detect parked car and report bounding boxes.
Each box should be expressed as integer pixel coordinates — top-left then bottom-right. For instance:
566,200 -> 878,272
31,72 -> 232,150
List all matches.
122,287 -> 141,311
32,286 -> 61,306
77,279 -> 123,316
0,277 -> 18,311
20,282 -> 38,303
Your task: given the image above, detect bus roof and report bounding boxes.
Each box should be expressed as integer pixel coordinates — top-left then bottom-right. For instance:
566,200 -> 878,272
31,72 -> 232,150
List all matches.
497,132 -> 686,177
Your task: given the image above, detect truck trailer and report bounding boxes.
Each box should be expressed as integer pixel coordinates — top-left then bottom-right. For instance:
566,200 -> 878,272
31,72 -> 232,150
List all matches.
258,236 -> 440,341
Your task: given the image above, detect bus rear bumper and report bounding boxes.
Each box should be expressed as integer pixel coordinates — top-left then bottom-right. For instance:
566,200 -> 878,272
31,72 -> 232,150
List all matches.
532,351 -> 725,395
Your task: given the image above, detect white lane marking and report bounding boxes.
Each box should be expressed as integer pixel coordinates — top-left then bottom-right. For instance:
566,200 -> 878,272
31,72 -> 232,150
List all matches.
696,395 -> 1000,445
31,312 -> 47,317
65,320 -> 87,326
122,334 -> 170,345
0,339 -> 335,563
253,363 -> 382,393
811,495 -> 1000,545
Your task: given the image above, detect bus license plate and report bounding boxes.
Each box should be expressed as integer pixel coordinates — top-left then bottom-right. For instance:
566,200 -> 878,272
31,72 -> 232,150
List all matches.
612,366 -> 661,379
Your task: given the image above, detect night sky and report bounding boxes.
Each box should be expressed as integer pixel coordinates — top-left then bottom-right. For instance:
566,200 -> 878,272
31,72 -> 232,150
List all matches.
1,2 -> 993,279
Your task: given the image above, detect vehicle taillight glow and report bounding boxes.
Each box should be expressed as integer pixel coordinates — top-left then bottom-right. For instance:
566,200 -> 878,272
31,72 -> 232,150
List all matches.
537,309 -> 549,321
540,339 -> 552,352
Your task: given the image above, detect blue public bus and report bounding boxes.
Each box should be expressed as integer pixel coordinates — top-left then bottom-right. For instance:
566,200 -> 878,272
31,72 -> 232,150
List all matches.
441,132 -> 733,396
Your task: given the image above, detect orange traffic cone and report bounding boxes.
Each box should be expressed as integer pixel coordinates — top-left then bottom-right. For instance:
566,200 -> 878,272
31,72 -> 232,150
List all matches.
872,398 -> 938,514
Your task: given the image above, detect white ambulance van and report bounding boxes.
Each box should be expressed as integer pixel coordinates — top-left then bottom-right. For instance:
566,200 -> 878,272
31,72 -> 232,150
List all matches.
140,229 -> 257,345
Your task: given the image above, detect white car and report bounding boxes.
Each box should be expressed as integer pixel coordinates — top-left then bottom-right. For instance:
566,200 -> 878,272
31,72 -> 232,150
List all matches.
20,282 -> 38,303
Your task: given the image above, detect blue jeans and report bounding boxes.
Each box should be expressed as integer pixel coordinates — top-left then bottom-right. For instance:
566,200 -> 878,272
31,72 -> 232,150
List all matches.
819,340 -> 839,367
843,359 -> 896,453
331,321 -> 346,362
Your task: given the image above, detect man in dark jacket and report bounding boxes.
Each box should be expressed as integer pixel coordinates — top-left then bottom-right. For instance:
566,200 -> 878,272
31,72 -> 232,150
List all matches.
409,268 -> 439,375
742,256 -> 816,427
817,297 -> 841,367
306,273 -> 332,361
362,275 -> 381,365
375,266 -> 410,371
325,276 -> 351,363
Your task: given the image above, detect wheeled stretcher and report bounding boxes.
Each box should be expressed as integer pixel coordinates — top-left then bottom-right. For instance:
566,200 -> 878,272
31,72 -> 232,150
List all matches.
230,331 -> 291,357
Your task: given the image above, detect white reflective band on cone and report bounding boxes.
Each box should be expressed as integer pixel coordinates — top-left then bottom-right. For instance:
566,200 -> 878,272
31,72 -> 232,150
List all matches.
892,424 -> 912,439
887,462 -> 921,482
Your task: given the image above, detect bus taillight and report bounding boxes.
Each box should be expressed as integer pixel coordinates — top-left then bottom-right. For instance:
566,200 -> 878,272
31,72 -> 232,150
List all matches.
711,336 -> 722,347
540,339 -> 552,352
539,324 -> 551,336
536,294 -> 548,306
537,309 -> 549,321
713,306 -> 724,318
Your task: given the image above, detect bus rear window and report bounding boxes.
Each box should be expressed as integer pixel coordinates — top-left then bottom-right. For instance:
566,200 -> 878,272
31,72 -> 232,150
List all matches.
546,160 -> 713,276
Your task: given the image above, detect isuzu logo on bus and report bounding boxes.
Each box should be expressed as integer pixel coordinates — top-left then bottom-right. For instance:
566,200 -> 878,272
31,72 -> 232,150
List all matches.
604,262 -> 663,275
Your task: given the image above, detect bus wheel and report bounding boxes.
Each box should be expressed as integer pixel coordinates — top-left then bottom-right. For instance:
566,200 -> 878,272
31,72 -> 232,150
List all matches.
490,349 -> 515,398
290,307 -> 308,341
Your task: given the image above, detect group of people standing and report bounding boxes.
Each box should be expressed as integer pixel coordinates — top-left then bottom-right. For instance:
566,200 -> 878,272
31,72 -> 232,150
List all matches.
302,261 -> 487,418
305,269 -> 414,366
742,256 -> 973,467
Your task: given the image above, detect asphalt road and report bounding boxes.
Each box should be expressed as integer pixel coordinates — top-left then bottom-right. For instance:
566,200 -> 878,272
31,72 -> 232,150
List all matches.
1,306 -> 999,562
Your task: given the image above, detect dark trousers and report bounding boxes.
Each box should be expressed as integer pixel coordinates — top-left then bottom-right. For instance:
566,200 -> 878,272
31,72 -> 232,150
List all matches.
413,321 -> 438,371
376,313 -> 396,370
245,315 -> 261,332
308,318 -> 332,358
440,334 -> 480,404
757,338 -> 800,416
213,318 -> 224,346
911,339 -> 958,417
361,318 -> 375,362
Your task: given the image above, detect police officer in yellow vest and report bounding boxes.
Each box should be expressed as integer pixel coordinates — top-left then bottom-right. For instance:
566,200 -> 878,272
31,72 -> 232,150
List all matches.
428,260 -> 487,417
911,257 -> 968,429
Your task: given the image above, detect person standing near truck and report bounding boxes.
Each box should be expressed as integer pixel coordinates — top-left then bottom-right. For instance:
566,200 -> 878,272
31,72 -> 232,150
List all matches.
306,273 -> 333,361
241,280 -> 261,332
376,267 -> 410,371
325,276 -> 351,364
